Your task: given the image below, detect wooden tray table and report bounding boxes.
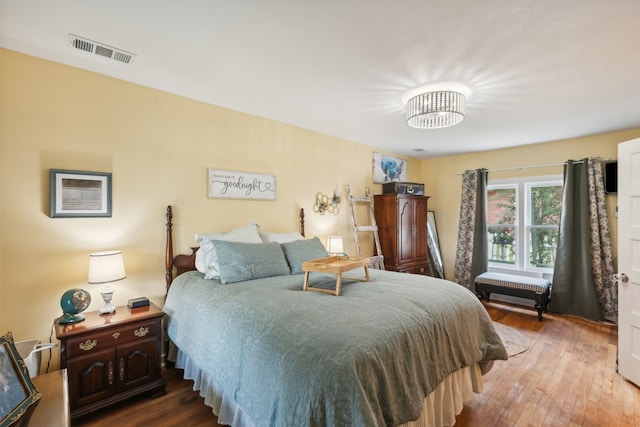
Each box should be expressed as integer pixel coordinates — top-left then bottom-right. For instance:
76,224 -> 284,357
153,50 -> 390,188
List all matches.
302,256 -> 370,296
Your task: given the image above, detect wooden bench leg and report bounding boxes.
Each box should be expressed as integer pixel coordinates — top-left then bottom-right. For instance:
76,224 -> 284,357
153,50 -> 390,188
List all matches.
534,292 -> 550,321
475,290 -> 490,302
534,302 -> 544,321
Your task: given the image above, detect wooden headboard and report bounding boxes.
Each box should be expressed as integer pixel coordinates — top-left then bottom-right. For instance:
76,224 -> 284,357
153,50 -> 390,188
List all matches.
165,205 -> 306,295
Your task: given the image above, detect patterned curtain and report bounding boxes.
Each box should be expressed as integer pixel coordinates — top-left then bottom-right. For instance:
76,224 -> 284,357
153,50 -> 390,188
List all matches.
453,169 -> 488,291
587,159 -> 617,322
550,158 -> 617,323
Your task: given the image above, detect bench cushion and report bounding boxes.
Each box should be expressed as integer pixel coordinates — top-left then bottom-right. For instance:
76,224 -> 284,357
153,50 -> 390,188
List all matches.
475,272 -> 551,294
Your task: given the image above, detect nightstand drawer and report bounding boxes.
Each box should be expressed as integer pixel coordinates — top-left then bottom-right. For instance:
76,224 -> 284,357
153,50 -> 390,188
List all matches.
66,319 -> 160,358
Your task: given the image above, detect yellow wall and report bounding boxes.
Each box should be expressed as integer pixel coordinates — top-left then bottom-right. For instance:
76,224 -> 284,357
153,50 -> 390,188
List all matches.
2,48 -> 638,371
421,129 -> 640,280
0,49 -> 422,369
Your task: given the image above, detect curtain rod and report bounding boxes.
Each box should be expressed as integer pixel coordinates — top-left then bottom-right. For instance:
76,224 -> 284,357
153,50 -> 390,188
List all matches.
457,158 -> 610,175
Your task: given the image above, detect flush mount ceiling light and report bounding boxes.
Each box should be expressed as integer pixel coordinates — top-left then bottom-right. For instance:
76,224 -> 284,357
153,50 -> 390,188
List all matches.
406,90 -> 465,129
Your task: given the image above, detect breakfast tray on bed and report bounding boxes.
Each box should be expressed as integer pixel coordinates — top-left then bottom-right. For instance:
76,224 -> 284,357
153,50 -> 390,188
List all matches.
302,256 -> 370,296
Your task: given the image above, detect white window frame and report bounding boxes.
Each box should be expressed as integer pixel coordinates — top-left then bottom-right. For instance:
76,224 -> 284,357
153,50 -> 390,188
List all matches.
487,175 -> 562,274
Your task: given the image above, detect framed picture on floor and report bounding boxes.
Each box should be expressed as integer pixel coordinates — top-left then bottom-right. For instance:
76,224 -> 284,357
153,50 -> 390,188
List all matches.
0,332 -> 40,427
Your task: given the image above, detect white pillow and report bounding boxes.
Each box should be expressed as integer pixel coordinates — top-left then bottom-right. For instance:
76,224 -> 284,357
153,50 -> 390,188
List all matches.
259,230 -> 305,244
194,223 -> 262,279
194,222 -> 257,242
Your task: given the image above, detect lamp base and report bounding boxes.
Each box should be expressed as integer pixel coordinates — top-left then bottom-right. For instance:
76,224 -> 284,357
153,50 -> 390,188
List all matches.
99,305 -> 116,315
100,286 -> 116,315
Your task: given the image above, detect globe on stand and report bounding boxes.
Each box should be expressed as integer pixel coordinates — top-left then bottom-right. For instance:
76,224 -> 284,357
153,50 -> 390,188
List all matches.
57,289 -> 92,324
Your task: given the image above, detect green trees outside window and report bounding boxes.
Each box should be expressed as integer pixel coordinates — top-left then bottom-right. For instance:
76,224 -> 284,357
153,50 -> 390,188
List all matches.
487,180 -> 562,271
488,188 -> 516,264
529,185 -> 562,268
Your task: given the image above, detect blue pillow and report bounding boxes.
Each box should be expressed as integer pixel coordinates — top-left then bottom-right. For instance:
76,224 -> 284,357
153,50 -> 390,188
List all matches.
281,237 -> 329,275
212,240 -> 291,284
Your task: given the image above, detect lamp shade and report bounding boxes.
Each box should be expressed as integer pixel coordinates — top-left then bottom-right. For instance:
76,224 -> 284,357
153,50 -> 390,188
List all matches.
88,251 -> 126,284
327,236 -> 344,255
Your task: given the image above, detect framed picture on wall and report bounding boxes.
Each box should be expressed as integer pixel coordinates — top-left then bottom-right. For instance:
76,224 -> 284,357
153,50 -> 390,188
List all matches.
50,169 -> 112,218
0,332 -> 40,427
372,152 -> 408,183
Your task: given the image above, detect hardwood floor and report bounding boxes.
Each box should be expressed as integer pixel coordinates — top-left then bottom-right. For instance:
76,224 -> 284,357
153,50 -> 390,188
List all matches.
74,302 -> 639,427
457,302 -> 639,427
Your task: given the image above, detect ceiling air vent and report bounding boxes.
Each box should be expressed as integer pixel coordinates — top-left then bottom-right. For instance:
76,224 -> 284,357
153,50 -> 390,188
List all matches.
69,34 -> 136,65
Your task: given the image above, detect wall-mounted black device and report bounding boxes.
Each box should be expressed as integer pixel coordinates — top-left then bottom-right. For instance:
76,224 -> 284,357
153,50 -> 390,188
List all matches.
604,161 -> 617,194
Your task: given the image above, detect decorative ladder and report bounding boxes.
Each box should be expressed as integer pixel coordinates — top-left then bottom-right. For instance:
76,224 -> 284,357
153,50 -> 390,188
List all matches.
345,185 -> 385,270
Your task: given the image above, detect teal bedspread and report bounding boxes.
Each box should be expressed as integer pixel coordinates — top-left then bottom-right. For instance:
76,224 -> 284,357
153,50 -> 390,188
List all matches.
163,269 -> 507,427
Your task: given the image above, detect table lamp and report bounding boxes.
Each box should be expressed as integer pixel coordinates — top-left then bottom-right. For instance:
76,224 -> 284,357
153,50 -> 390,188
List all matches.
88,250 -> 126,315
326,236 -> 345,256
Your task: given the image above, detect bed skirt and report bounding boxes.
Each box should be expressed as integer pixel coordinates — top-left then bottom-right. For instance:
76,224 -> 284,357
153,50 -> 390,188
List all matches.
172,345 -> 484,427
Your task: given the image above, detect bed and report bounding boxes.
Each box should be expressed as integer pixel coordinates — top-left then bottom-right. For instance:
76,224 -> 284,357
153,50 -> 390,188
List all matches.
162,205 -> 507,427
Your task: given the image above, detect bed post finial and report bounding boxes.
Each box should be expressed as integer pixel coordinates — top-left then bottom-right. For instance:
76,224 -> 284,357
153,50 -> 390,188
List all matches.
166,205 -> 173,231
166,205 -> 174,294
300,208 -> 305,237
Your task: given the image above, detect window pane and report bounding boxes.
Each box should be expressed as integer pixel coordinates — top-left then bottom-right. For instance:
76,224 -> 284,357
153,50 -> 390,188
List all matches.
488,188 -> 516,225
529,227 -> 558,268
488,226 -> 516,265
530,186 -> 562,226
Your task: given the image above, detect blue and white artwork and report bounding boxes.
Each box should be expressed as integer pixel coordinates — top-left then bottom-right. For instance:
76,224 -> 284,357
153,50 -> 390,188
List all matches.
373,153 -> 408,183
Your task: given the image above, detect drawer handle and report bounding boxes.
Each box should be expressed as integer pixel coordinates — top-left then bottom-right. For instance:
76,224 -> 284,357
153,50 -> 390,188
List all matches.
112,332 -> 121,339
119,358 -> 124,381
79,339 -> 97,351
134,327 -> 149,337
108,361 -> 113,385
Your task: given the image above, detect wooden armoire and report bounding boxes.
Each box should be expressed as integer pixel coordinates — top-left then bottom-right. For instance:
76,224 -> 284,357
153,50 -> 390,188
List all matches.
374,194 -> 430,275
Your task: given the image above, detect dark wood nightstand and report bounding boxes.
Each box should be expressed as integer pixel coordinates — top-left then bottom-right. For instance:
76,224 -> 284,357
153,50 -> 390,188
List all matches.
55,302 -> 166,419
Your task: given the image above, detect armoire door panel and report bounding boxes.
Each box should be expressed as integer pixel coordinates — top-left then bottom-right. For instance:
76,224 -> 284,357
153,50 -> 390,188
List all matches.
399,199 -> 415,262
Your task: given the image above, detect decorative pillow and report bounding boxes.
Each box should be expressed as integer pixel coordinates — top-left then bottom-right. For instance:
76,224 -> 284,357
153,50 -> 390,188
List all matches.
212,241 -> 291,284
259,230 -> 305,244
281,237 -> 329,275
194,223 -> 262,279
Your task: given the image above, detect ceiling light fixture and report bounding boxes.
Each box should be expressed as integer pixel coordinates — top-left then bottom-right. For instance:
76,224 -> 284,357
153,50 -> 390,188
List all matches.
406,90 -> 465,129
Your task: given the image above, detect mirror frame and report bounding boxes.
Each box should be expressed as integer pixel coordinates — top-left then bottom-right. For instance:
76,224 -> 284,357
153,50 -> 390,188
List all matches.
427,210 -> 445,279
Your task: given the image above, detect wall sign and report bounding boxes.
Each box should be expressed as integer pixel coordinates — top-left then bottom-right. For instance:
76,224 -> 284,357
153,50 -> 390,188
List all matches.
208,168 -> 276,200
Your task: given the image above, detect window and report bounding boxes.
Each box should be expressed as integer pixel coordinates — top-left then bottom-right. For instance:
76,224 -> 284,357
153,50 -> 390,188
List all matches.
487,186 -> 517,265
487,176 -> 562,272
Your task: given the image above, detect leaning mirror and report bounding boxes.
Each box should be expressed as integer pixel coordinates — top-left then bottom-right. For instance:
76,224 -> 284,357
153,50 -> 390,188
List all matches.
427,211 -> 445,279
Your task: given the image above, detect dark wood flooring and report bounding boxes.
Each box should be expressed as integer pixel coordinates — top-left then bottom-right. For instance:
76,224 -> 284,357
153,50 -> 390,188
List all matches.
74,301 -> 640,427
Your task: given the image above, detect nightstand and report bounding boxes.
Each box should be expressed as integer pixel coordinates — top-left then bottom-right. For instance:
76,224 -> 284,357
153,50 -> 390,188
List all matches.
55,302 -> 166,419
28,369 -> 70,427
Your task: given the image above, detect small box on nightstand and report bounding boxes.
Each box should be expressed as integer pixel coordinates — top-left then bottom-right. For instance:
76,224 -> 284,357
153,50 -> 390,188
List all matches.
128,297 -> 149,309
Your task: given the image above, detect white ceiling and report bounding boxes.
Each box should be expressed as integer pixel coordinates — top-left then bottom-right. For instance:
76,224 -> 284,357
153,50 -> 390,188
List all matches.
2,0 -> 639,159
